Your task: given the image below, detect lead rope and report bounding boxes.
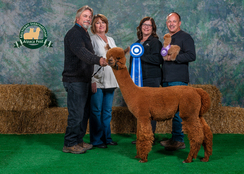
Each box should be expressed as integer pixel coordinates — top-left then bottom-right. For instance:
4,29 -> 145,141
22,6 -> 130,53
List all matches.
92,66 -> 102,77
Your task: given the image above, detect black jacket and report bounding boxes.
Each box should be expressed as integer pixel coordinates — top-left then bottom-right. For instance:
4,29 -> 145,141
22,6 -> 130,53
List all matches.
162,30 -> 196,83
129,35 -> 163,80
62,25 -> 101,83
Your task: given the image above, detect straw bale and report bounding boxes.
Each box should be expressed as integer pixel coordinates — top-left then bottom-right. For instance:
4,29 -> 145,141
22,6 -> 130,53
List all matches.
1,106 -> 244,134
155,120 -> 172,134
1,84 -> 243,134
0,84 -> 51,111
0,110 -> 23,133
24,107 -> 68,134
189,84 -> 222,110
214,106 -> 244,134
110,106 -> 137,134
110,107 -> 172,134
0,107 -> 68,134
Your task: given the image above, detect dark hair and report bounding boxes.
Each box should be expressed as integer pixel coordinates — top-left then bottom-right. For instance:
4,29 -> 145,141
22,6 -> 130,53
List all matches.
91,14 -> 109,34
136,17 -> 158,40
166,12 -> 181,21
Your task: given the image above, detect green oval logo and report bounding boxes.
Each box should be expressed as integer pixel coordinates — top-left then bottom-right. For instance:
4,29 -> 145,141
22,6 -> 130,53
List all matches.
14,22 -> 52,49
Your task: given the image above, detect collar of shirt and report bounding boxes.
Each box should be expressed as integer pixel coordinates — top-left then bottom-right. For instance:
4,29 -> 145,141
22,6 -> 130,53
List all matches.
75,23 -> 81,28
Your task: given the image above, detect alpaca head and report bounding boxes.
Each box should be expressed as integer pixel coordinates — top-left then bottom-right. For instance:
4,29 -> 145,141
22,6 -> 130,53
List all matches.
106,47 -> 130,70
163,33 -> 172,47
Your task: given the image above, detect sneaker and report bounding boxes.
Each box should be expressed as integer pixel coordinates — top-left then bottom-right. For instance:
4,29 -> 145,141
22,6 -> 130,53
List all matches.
62,144 -> 87,154
160,138 -> 173,147
78,142 -> 93,150
164,141 -> 186,151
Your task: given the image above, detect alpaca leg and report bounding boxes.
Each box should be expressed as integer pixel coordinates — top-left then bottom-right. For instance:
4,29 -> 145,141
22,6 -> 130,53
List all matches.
135,122 -> 141,159
136,118 -> 154,163
135,143 -> 141,159
200,117 -> 213,162
183,118 -> 204,163
170,52 -> 178,61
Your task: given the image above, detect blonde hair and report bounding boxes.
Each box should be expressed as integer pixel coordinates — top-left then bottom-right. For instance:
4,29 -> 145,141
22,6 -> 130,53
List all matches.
74,5 -> 93,23
91,14 -> 109,34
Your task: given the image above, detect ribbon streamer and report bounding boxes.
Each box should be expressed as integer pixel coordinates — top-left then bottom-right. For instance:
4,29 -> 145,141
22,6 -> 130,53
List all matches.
161,44 -> 171,57
14,40 -> 23,48
130,43 -> 144,87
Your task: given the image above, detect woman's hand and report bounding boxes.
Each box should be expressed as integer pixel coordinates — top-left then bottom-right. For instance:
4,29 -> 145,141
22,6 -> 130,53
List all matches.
91,82 -> 97,93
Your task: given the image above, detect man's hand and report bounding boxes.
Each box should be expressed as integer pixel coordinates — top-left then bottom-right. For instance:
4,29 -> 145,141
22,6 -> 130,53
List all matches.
164,54 -> 172,61
99,57 -> 108,67
91,82 -> 97,93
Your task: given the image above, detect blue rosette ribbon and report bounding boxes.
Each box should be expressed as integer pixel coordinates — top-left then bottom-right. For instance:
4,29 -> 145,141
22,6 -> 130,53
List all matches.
130,43 -> 144,87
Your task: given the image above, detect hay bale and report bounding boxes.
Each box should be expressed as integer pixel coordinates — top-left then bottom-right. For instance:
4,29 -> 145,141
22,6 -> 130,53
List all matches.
110,106 -> 137,134
0,110 -> 23,133
155,120 -> 172,134
110,106 -> 172,134
0,84 -> 243,134
1,106 -> 244,134
29,107 -> 68,133
189,84 -> 222,110
214,106 -> 244,134
0,84 -> 52,111
0,107 -> 68,134
189,84 -> 223,133
23,107 -> 68,134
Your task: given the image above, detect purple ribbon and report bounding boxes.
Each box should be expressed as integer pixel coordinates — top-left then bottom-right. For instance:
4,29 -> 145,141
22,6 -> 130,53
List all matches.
161,44 -> 171,57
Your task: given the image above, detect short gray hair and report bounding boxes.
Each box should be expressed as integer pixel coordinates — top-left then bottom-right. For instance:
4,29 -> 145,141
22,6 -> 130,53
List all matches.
74,5 -> 93,23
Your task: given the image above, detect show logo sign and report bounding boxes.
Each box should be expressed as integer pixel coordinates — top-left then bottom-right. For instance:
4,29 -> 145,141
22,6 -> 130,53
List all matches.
14,22 -> 53,49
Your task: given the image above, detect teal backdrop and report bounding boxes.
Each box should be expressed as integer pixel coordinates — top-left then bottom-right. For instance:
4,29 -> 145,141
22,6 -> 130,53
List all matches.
0,0 -> 243,107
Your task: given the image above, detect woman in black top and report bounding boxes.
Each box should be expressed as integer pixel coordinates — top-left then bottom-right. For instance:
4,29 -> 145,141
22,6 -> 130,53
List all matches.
129,17 -> 163,144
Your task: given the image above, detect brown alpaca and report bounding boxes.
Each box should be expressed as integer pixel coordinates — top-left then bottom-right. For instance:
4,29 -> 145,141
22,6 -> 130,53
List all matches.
162,33 -> 180,61
106,47 -> 213,163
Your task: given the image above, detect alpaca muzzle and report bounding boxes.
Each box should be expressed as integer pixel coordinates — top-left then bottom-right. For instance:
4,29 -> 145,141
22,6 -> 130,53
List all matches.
108,57 -> 119,70
108,57 -> 116,67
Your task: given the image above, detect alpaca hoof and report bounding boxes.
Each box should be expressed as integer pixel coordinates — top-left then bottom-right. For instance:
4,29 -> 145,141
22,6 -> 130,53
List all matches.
200,157 -> 209,162
183,159 -> 192,163
135,155 -> 140,159
139,159 -> 147,163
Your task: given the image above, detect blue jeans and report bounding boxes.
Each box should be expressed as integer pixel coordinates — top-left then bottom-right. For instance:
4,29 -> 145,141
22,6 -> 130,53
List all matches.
143,77 -> 161,133
89,88 -> 115,145
162,81 -> 188,142
63,82 -> 91,147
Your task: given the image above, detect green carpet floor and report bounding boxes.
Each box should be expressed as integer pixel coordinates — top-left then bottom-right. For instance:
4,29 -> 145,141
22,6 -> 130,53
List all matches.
0,134 -> 244,174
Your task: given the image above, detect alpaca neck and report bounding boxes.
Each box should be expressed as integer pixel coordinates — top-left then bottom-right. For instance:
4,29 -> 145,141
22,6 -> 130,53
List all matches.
112,67 -> 138,102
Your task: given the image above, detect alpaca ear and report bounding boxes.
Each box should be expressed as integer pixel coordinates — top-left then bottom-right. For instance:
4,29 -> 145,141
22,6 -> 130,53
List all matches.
124,47 -> 130,55
105,43 -> 111,51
